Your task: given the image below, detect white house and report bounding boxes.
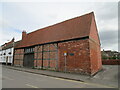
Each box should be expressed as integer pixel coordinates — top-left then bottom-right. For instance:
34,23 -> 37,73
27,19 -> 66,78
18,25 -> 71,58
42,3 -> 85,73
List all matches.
0,38 -> 19,65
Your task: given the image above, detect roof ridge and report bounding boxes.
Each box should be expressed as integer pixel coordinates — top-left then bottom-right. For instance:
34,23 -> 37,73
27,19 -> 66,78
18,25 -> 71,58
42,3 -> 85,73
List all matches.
16,12 -> 94,48
27,12 -> 94,35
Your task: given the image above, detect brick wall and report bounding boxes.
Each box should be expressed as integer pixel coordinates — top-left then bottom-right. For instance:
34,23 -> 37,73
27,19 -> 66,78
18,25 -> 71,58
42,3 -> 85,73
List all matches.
58,39 -> 91,75
89,39 -> 102,75
34,44 -> 58,70
14,49 -> 24,66
89,14 -> 102,75
13,38 -> 101,75
34,46 -> 42,67
102,59 -> 120,65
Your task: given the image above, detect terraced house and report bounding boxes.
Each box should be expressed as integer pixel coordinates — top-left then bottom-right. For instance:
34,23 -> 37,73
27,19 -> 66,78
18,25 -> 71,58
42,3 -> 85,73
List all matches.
14,12 -> 102,75
0,38 -> 20,65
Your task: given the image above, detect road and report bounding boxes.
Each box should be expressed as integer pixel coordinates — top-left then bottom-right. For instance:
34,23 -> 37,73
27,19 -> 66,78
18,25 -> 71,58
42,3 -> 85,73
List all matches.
2,66 -> 115,88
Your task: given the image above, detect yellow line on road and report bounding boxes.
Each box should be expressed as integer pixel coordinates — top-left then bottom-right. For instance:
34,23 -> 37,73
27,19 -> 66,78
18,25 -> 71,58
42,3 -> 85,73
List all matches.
62,79 -> 115,88
18,70 -> 117,88
45,76 -> 116,88
26,84 -> 38,88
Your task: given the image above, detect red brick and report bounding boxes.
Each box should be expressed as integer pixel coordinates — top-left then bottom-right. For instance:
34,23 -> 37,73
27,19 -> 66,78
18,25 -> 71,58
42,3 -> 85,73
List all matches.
58,39 -> 91,75
13,12 -> 102,75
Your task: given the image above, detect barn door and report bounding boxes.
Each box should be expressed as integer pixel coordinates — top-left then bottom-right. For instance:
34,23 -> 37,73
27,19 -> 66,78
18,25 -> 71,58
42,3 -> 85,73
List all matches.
23,47 -> 34,67
23,53 -> 34,67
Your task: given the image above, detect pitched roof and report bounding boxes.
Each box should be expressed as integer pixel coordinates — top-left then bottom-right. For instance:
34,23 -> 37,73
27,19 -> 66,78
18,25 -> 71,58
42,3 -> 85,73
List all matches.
2,42 -> 13,50
2,39 -> 14,50
2,40 -> 21,50
16,12 -> 94,48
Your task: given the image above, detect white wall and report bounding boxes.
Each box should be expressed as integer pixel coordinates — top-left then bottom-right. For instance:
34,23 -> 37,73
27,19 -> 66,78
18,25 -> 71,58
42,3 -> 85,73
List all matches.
0,47 -> 14,64
0,50 -> 3,63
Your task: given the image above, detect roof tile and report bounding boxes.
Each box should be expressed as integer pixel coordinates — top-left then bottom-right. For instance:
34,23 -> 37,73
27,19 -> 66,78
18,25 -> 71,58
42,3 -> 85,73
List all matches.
16,12 -> 93,48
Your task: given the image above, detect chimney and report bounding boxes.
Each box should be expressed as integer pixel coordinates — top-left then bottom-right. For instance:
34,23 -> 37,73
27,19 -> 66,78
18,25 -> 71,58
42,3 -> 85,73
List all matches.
22,30 -> 27,39
11,37 -> 15,42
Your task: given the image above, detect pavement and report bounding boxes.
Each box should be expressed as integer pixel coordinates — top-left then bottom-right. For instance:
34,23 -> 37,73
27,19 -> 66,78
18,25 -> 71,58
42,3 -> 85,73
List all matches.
2,65 -> 119,88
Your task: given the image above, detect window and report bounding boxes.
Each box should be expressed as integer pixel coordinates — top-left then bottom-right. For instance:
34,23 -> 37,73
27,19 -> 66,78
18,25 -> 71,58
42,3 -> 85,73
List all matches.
8,52 -> 11,55
25,47 -> 34,53
31,48 -> 33,52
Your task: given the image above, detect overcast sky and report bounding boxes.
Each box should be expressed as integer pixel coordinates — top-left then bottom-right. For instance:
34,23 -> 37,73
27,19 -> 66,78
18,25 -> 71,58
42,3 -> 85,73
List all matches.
0,1 -> 118,51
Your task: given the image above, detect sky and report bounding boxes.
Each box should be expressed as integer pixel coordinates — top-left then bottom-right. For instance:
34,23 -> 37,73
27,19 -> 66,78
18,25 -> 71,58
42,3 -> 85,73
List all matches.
0,0 -> 119,51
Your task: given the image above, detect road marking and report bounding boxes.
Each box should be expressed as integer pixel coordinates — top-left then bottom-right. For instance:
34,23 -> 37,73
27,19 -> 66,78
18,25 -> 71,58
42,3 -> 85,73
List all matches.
62,79 -> 115,88
2,76 -> 14,80
26,73 -> 116,88
26,84 -> 38,88
52,77 -> 115,88
5,68 -> 116,88
39,76 -> 116,88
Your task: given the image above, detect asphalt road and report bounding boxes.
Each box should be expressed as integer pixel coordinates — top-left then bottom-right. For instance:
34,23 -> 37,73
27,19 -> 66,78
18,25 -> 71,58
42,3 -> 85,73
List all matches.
2,66 -> 116,88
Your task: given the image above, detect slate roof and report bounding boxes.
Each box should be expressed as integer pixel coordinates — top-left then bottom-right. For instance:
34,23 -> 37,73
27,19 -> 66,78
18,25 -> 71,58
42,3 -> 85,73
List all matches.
2,41 -> 14,50
16,12 -> 94,48
2,40 -> 21,50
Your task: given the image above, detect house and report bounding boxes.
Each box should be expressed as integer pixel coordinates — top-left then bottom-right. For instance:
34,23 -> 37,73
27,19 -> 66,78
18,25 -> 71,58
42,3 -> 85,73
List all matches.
0,38 -> 20,65
0,38 -> 14,65
14,12 -> 102,75
101,50 -> 120,60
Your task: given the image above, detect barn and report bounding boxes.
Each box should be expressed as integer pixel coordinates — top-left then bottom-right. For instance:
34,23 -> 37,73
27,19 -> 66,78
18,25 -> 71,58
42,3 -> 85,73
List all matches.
14,12 -> 102,75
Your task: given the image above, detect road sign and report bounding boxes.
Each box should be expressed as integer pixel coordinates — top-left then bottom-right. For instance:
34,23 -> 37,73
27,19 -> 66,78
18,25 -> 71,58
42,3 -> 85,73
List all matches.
64,51 -> 67,56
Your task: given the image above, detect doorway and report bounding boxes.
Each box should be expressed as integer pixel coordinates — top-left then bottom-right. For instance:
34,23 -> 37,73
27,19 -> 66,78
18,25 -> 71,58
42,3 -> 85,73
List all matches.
23,53 -> 34,67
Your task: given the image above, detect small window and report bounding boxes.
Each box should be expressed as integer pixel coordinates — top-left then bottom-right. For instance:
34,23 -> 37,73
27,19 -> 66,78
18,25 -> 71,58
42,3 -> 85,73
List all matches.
25,49 -> 27,53
29,48 -> 31,52
27,49 -> 30,53
31,48 -> 33,52
25,47 -> 34,53
27,49 -> 28,52
8,52 -> 11,55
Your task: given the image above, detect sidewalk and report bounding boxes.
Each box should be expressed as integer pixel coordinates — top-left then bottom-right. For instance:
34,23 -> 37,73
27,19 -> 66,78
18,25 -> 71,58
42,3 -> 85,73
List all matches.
2,65 -> 118,88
